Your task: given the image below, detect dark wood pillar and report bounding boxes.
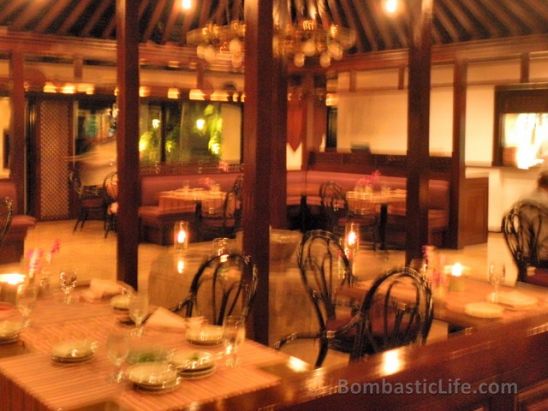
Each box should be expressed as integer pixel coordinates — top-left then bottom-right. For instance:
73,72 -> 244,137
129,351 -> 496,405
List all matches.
243,0 -> 273,344
116,0 -> 140,289
9,51 -> 25,214
301,73 -> 314,169
405,0 -> 432,264
270,59 -> 287,228
448,59 -> 467,249
520,53 -> 530,83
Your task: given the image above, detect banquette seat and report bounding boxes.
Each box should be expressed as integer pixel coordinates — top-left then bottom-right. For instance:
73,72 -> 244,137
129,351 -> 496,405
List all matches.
0,180 -> 36,263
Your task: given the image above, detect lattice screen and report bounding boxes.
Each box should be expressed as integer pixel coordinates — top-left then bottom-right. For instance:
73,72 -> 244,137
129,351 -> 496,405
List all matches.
39,100 -> 70,220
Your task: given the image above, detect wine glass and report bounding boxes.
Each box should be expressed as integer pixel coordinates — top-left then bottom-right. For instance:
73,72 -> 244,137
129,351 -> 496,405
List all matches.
106,331 -> 130,383
488,263 -> 506,303
223,315 -> 246,368
129,293 -> 149,337
59,270 -> 78,304
16,284 -> 38,327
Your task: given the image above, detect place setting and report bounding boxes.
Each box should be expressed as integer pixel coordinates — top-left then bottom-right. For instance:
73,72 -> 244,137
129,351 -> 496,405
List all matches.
50,339 -> 98,364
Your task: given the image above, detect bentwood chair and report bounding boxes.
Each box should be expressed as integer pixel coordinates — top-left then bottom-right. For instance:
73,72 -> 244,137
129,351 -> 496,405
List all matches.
196,175 -> 243,241
502,201 -> 548,287
350,267 -> 434,360
173,252 -> 258,325
274,230 -> 356,368
69,169 -> 105,232
0,197 -> 13,246
319,181 -> 348,235
103,171 -> 118,238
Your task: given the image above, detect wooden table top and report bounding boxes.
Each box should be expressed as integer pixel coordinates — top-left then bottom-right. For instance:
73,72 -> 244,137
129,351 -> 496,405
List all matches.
0,290 -> 292,411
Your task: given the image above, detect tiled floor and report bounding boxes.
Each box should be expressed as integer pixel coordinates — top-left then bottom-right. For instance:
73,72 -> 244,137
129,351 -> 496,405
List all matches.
0,219 -> 518,368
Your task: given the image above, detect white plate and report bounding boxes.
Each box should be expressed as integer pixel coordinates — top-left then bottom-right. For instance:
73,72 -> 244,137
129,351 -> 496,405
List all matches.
171,350 -> 214,371
127,362 -> 179,388
51,340 -> 97,362
464,302 -> 504,319
186,325 -> 223,346
495,291 -> 538,310
180,365 -> 216,380
110,294 -> 130,310
0,320 -> 23,340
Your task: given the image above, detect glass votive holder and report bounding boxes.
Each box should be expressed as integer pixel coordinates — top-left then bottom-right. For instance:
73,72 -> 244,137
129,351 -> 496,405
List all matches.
344,222 -> 360,258
173,221 -> 189,251
212,238 -> 229,256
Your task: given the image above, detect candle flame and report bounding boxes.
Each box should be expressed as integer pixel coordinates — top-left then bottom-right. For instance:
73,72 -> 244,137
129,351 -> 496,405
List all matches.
0,273 -> 26,285
451,262 -> 463,277
176,229 -> 187,245
346,231 -> 357,247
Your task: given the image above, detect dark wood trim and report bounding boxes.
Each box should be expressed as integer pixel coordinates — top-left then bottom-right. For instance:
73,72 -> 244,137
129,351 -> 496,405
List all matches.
9,51 -> 25,214
116,0 -> 140,290
195,312 -> 548,410
243,0 -> 273,345
520,52 -> 530,83
405,0 -> 432,264
448,59 -> 467,249
73,56 -> 84,80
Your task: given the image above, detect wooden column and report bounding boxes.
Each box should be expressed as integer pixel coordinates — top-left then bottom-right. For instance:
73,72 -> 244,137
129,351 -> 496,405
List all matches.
9,51 -> 25,214
448,59 -> 467,248
520,53 -> 530,83
270,59 -> 288,228
301,73 -> 315,169
243,0 -> 273,344
116,0 -> 140,289
405,0 -> 432,264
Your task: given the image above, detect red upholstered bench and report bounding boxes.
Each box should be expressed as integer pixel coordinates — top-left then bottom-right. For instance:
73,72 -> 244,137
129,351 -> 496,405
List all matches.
0,181 -> 36,263
139,172 -> 241,245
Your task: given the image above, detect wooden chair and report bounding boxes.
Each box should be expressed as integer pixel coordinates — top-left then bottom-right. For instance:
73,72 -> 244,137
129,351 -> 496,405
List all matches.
69,169 -> 105,232
350,266 -> 434,360
103,171 -> 118,238
0,197 -> 13,246
319,181 -> 348,235
173,252 -> 257,325
502,201 -> 548,287
196,175 -> 243,241
274,230 -> 357,368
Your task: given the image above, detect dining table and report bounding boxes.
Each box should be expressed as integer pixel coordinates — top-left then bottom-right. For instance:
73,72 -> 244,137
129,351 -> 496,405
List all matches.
0,287 -> 299,411
158,188 -> 226,214
345,189 -> 406,250
338,275 -> 548,329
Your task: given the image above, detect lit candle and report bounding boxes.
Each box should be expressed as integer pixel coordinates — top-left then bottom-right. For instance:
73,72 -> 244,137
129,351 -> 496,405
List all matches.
0,273 -> 26,304
448,263 -> 465,292
344,222 -> 360,260
173,221 -> 189,251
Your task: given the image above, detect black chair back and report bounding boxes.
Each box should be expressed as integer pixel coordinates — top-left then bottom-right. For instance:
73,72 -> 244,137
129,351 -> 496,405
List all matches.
103,171 -> 119,203
319,181 -> 347,233
0,197 -> 13,246
297,230 -> 353,330
502,201 -> 548,281
352,266 -> 433,359
180,253 -> 257,325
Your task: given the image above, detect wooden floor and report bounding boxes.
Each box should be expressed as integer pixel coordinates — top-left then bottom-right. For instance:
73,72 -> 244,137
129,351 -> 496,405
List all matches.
0,219 -> 518,368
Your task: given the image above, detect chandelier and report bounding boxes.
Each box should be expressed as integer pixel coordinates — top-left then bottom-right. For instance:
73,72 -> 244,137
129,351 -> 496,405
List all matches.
186,3 -> 356,69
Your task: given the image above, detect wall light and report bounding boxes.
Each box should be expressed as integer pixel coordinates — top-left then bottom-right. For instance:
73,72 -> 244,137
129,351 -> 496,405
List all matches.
181,0 -> 192,10
383,0 -> 400,14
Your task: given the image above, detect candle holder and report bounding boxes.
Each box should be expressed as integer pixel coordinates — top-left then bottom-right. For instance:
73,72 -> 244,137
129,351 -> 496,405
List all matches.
0,273 -> 27,304
344,222 -> 360,260
173,221 -> 189,252
448,262 -> 465,292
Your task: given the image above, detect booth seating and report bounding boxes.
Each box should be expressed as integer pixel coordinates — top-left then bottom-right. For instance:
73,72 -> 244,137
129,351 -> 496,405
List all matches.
0,180 -> 36,263
139,172 -> 241,245
286,170 -> 450,247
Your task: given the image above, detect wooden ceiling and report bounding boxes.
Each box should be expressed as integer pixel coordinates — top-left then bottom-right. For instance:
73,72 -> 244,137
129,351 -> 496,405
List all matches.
0,0 -> 546,55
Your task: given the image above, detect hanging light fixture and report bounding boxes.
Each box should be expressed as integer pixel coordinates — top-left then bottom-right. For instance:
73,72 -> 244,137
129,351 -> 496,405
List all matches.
187,0 -> 355,69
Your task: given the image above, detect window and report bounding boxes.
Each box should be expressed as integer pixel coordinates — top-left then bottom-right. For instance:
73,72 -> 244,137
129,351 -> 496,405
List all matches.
494,86 -> 548,169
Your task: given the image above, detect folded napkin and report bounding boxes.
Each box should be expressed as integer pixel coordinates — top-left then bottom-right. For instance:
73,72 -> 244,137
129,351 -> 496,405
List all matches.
146,307 -> 186,331
81,279 -> 123,302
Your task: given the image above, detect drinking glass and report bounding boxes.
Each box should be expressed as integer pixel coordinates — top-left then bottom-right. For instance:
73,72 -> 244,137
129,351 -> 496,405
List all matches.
59,270 -> 78,304
223,315 -> 246,367
488,263 -> 506,303
106,331 -> 130,383
129,293 -> 149,337
212,237 -> 229,256
16,284 -> 38,327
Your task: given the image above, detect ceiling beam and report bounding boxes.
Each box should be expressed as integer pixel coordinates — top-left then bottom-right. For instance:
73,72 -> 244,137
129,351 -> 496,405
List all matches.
433,2 -> 460,42
0,0 -> 26,23
342,0 -> 373,51
180,1 -> 199,46
198,0 -> 213,27
481,0 -> 521,36
34,0 -> 72,33
10,0 -> 48,30
442,0 -> 481,39
326,0 -> 343,26
316,0 -> 332,29
459,0 -> 502,38
58,0 -> 93,35
103,0 -> 150,39
80,0 -> 111,37
142,0 -> 167,42
161,0 -> 182,43
366,0 -> 394,50
213,0 -> 228,24
502,0 -> 546,33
